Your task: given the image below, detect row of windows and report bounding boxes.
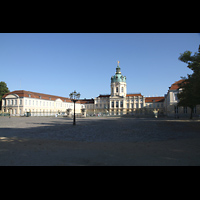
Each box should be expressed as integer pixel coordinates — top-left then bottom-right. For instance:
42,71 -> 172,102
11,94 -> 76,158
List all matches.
86,104 -> 94,109
127,99 -> 143,102
96,104 -> 109,108
146,103 -> 163,108
24,99 -> 73,108
4,99 -> 73,108
174,106 -> 197,114
111,87 -> 124,93
112,101 -> 123,108
5,99 -> 22,106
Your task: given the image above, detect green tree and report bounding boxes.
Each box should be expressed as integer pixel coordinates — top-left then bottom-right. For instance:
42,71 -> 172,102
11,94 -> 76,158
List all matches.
177,45 -> 200,119
0,81 -> 10,110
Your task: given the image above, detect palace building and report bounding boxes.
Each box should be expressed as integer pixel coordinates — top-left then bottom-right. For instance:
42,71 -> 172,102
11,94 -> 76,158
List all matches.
2,61 -> 199,117
164,79 -> 200,118
1,90 -> 86,116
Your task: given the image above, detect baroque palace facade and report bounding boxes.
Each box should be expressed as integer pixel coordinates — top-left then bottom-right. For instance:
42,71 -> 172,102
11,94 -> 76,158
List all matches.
1,62 -> 200,117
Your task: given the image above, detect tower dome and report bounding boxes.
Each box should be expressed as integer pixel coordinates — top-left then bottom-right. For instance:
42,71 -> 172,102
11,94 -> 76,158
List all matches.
110,61 -> 127,97
111,61 -> 126,83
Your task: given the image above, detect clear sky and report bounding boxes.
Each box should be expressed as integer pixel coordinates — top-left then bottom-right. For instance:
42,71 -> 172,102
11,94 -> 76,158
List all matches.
0,33 -> 199,99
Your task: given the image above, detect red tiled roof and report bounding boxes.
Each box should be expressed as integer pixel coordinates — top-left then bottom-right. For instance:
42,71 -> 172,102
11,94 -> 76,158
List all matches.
145,97 -> 165,103
79,99 -> 94,104
126,93 -> 143,97
2,90 -> 72,102
169,79 -> 185,90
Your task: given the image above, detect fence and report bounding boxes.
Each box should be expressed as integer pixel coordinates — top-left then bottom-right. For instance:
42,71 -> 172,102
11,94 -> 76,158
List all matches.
0,112 -> 10,116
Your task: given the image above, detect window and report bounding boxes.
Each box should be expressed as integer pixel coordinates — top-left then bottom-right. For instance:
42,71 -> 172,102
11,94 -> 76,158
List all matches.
174,93 -> 178,101
20,100 -> 22,105
121,87 -> 124,92
116,101 -> 118,108
29,94 -> 31,97
112,101 -> 114,108
136,103 -> 138,108
131,103 -> 134,108
120,101 -> 123,108
15,100 -> 17,105
29,100 -> 31,105
11,100 -> 13,105
127,103 -> 129,108
174,106 -> 178,114
25,100 -> 27,105
184,107 -> 187,114
116,87 -> 118,92
140,103 -> 143,108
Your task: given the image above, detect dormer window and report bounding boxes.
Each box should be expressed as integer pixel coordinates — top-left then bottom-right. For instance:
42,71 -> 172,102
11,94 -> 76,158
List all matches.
29,94 -> 31,97
49,97 -> 51,100
39,96 -> 41,99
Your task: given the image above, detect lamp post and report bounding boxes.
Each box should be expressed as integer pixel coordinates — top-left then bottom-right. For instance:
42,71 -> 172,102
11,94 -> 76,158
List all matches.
69,90 -> 80,125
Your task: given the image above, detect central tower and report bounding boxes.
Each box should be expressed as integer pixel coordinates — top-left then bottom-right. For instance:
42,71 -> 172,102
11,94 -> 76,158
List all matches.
111,61 -> 127,97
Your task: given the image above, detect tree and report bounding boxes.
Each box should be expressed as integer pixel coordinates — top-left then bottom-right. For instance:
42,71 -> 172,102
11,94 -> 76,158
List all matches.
177,45 -> 200,119
0,81 -> 10,110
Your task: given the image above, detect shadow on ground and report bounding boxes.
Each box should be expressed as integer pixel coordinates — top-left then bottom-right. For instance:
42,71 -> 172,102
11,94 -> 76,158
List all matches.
0,117 -> 200,165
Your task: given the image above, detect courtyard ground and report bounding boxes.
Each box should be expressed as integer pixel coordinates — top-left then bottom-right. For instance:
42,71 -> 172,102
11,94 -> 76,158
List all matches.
0,116 -> 200,166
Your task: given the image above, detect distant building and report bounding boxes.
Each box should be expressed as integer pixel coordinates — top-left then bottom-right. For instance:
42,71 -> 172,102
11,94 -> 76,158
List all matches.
1,90 -> 85,116
164,79 -> 200,117
93,62 -> 164,116
2,62 -> 199,117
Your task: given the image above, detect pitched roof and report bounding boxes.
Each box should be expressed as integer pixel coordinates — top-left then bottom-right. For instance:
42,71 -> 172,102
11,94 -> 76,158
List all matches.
79,99 -> 94,104
169,79 -> 185,90
2,90 -> 72,102
145,97 -> 165,103
126,93 -> 143,97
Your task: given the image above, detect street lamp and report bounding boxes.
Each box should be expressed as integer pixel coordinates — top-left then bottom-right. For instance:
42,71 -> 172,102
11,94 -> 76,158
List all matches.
69,90 -> 80,125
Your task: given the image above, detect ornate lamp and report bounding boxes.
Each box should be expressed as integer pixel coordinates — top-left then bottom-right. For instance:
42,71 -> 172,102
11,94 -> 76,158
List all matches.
69,90 -> 80,125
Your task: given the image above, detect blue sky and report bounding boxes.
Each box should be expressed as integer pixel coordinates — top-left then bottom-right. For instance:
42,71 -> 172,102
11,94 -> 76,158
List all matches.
0,33 -> 199,99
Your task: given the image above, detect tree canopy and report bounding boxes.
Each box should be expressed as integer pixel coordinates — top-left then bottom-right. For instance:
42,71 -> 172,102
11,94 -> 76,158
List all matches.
177,45 -> 200,119
0,81 -> 10,110
0,81 -> 10,101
